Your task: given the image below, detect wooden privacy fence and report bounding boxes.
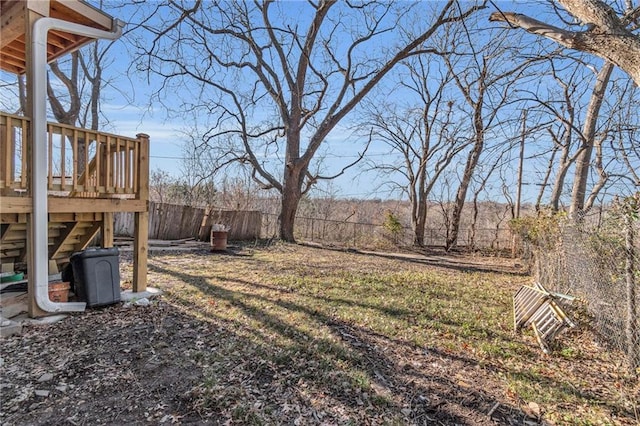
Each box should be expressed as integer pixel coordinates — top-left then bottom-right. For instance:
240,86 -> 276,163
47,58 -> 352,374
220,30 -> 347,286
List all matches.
197,207 -> 262,241
115,202 -> 261,241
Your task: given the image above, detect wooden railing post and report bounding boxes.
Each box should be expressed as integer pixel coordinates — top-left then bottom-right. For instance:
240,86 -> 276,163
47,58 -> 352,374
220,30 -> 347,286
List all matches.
0,114 -> 10,194
133,133 -> 149,292
0,113 -> 31,192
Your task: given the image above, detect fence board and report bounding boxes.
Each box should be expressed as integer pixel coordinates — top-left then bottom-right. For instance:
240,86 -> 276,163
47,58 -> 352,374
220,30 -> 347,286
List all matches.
199,208 -> 262,241
114,202 -> 261,241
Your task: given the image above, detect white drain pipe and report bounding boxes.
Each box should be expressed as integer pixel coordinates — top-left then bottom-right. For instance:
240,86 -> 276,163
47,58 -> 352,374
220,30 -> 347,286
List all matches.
31,17 -> 124,313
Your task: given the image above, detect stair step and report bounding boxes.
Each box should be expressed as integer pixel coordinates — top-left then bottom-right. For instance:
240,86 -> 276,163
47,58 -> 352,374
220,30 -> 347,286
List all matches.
0,241 -> 25,249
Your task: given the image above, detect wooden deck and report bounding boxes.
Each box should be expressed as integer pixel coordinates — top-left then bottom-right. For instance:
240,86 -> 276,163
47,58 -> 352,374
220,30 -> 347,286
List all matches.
1,112 -> 148,198
0,111 -> 149,292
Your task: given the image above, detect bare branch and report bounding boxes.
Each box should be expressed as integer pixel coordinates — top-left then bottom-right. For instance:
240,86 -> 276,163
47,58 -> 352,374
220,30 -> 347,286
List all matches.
489,1 -> 640,86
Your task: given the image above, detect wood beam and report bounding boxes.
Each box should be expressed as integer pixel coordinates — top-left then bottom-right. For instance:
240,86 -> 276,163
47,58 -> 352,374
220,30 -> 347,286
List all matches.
0,213 -> 20,223
54,0 -> 113,30
132,133 -> 149,292
49,198 -> 147,213
136,134 -> 150,202
0,197 -> 147,214
0,56 -> 22,74
0,1 -> 26,49
48,221 -> 80,259
0,223 -> 25,248
0,44 -> 25,62
1,249 -> 21,259
48,212 -> 101,222
25,0 -> 50,16
0,197 -> 31,214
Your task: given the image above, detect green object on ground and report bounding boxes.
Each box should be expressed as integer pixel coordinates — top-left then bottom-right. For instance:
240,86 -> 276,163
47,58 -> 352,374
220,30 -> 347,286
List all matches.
0,272 -> 24,283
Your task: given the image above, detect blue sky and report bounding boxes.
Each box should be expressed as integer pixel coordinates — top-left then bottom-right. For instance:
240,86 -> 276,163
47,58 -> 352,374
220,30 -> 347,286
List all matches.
91,1 -> 530,200
0,0 -> 637,206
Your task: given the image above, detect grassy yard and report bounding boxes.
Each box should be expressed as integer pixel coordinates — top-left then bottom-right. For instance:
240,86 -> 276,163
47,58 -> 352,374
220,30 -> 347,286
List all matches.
122,243 -> 638,425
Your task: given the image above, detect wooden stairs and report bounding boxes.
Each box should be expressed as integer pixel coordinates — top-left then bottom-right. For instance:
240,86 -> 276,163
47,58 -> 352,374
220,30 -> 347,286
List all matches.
1,212 -> 105,269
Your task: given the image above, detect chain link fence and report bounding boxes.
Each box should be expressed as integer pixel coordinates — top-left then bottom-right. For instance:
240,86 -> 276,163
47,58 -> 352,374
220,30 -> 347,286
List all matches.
521,207 -> 639,372
261,213 -> 513,252
263,205 -> 639,370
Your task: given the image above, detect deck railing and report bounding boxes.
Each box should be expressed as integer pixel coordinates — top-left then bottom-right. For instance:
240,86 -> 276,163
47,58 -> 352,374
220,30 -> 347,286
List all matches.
0,111 -> 148,199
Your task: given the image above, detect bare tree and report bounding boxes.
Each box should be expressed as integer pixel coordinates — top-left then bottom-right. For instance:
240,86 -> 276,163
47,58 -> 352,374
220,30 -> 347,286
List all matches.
521,60 -> 594,211
149,167 -> 218,207
364,56 -> 466,247
137,0 -> 485,242
583,76 -> 640,209
47,52 -> 83,127
522,55 -> 637,215
468,145 -> 511,250
14,50 -> 93,128
0,77 -> 24,114
569,61 -> 614,216
149,169 -> 173,204
441,24 -> 539,251
433,171 -> 457,246
489,0 -> 640,86
607,82 -> 640,190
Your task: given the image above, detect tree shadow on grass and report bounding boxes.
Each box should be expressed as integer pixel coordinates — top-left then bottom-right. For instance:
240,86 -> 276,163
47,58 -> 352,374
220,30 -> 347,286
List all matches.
149,261 -> 545,425
298,242 -> 529,277
157,247 -> 637,423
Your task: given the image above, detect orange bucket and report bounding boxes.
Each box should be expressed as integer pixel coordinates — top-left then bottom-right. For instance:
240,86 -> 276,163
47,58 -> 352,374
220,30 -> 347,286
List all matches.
49,281 -> 70,303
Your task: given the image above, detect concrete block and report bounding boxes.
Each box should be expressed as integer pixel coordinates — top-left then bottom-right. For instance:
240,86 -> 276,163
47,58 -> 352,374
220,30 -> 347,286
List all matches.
0,320 -> 23,337
120,287 -> 163,302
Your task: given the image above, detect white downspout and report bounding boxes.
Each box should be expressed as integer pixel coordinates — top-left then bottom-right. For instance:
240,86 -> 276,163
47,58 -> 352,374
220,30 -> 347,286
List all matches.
31,17 -> 124,313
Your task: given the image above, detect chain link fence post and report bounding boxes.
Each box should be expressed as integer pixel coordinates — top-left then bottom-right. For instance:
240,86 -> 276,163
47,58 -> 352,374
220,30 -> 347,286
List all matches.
624,209 -> 638,373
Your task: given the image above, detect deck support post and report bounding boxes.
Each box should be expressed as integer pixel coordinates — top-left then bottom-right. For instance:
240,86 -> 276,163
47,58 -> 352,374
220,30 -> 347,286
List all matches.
133,133 -> 149,292
102,212 -> 114,248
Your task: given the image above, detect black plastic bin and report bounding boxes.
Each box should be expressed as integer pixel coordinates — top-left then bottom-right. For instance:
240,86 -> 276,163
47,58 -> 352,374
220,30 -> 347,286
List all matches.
70,247 -> 121,307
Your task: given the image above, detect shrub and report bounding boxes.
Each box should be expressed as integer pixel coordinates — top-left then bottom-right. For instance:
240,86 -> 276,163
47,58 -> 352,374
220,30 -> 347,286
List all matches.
383,211 -> 403,245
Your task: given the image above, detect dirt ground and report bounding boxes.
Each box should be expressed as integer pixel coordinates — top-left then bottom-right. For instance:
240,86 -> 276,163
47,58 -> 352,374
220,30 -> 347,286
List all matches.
0,244 -> 636,425
1,302 -> 528,426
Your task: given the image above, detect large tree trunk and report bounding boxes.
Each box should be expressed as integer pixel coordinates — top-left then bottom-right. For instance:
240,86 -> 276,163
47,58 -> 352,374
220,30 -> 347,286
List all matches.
279,164 -> 304,242
569,62 -> 613,217
413,194 -> 427,247
411,168 -> 428,247
142,1 -> 487,239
